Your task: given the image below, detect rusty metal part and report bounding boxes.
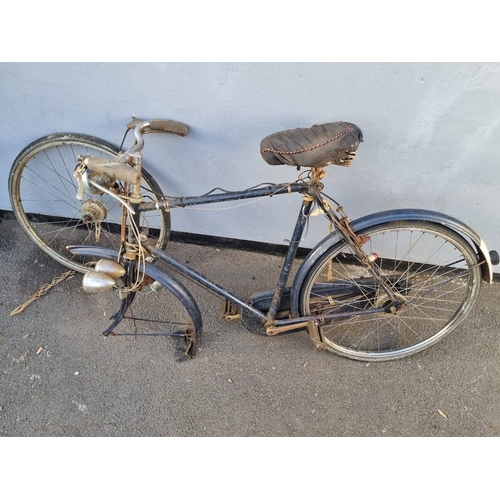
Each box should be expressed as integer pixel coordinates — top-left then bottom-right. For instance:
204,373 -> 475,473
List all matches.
307,320 -> 326,350
311,167 -> 326,184
120,198 -> 127,244
220,300 -> 241,320
81,199 -> 107,223
317,201 -> 407,305
122,241 -> 141,260
178,328 -> 197,359
266,320 -> 310,336
265,319 -> 326,348
137,274 -> 155,291
81,199 -> 107,241
338,216 -> 371,247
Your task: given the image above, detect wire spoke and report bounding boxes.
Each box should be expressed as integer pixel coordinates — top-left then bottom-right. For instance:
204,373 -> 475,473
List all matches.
302,223 -> 479,359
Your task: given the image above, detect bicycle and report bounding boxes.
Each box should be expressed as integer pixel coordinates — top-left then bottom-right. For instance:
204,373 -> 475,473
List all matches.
8,118 -> 499,361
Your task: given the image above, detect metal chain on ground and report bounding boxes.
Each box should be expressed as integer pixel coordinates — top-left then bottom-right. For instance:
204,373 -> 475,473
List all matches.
10,262 -> 95,316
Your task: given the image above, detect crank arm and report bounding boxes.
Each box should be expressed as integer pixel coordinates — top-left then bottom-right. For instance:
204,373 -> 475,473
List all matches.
266,306 -> 388,336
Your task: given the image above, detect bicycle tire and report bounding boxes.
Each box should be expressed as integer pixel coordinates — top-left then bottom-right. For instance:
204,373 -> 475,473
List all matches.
9,133 -> 170,273
298,220 -> 481,361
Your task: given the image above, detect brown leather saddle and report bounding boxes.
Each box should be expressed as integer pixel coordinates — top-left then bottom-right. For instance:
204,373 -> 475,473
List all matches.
260,121 -> 363,168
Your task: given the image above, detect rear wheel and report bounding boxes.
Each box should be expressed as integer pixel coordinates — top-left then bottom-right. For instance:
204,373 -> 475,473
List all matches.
8,133 -> 170,273
299,221 -> 481,361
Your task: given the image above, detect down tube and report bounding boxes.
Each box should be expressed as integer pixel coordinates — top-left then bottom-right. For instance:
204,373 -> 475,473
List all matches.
144,242 -> 268,324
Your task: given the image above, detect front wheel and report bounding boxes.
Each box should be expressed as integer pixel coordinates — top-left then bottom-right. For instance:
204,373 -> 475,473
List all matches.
8,133 -> 170,273
298,221 -> 481,361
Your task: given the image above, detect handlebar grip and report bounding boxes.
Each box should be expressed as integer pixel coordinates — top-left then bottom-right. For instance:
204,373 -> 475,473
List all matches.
148,119 -> 189,136
84,157 -> 141,185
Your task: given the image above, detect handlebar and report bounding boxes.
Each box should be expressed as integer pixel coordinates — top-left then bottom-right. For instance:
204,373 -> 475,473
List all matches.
79,117 -> 189,186
121,117 -> 189,157
126,117 -> 189,137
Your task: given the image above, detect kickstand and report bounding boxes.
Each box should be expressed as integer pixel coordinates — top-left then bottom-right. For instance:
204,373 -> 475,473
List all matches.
102,292 -> 136,336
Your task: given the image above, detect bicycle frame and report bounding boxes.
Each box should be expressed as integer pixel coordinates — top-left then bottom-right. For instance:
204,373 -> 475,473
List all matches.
70,166 -> 394,343
140,182 -> 315,331
67,120 -> 497,360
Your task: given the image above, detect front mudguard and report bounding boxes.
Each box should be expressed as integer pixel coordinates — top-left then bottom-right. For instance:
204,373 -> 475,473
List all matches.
67,245 -> 203,355
290,209 -> 496,317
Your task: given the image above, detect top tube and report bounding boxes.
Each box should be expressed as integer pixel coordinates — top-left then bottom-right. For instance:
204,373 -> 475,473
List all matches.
138,182 -> 309,212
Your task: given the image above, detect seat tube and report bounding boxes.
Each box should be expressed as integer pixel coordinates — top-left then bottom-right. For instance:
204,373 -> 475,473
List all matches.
266,195 -> 314,323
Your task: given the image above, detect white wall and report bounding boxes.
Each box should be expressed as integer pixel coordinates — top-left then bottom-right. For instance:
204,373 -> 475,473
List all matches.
2,62 -> 500,253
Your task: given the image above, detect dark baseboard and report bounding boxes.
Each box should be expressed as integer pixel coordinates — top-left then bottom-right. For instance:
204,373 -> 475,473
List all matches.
0,209 -> 311,257
3,209 -> 498,280
170,230 -> 312,257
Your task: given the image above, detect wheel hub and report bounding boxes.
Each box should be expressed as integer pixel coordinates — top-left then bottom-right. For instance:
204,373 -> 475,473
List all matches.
81,199 -> 107,241
374,291 -> 407,315
81,199 -> 107,223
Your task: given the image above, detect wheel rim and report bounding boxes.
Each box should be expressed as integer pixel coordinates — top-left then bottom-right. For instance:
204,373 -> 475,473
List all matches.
10,135 -> 169,273
300,222 -> 481,361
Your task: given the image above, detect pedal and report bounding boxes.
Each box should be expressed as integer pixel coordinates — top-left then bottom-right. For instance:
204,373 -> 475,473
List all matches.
220,300 -> 240,321
307,320 -> 326,351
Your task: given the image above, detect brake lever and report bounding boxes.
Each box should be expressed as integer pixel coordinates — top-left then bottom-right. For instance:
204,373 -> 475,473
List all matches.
74,162 -> 87,200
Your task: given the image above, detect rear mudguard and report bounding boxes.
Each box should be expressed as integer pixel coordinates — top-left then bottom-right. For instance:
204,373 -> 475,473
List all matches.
67,245 -> 203,345
290,209 -> 496,317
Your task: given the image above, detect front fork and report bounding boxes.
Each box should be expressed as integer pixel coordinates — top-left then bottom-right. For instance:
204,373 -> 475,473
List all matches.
74,150 -> 149,329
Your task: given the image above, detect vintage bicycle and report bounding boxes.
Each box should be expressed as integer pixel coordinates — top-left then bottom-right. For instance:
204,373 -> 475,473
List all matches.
8,118 -> 499,361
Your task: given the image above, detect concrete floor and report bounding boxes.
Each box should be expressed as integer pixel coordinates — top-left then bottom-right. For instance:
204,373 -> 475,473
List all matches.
1,215 -> 500,437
